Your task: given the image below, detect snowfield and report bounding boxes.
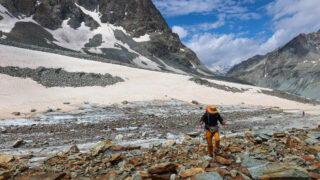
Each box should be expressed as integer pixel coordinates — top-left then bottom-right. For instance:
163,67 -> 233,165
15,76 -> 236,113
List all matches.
0,44 -> 319,118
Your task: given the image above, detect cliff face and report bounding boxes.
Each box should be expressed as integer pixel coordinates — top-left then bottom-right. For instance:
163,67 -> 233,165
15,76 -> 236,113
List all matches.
0,0 -> 212,75
227,30 -> 320,99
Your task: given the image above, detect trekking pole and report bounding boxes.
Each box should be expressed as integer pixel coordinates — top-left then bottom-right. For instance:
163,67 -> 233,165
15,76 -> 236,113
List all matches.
197,123 -> 202,159
224,123 -> 228,159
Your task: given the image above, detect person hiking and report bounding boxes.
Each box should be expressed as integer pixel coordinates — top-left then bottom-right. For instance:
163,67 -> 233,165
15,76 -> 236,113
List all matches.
200,105 -> 225,157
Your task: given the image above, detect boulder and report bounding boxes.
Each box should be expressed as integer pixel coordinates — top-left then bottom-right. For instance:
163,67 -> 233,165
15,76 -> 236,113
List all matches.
180,168 -> 205,178
283,156 -> 306,166
0,154 -> 14,163
69,145 -> 80,153
248,163 -> 308,180
240,154 -> 267,168
148,163 -> 177,174
93,140 -> 112,155
274,133 -> 286,137
194,172 -> 223,180
306,145 -> 320,154
305,138 -> 318,145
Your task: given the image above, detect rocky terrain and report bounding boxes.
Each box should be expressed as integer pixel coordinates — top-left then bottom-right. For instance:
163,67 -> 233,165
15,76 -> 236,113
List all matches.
0,0 -> 213,76
0,100 -> 319,179
0,66 -> 124,87
227,30 -> 320,100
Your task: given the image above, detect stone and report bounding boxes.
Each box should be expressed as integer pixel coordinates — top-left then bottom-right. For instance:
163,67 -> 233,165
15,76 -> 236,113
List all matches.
142,132 -> 147,137
285,136 -> 294,148
230,170 -> 237,177
13,140 -> 25,148
215,156 -> 231,165
122,101 -> 129,104
12,112 -> 21,116
305,138 -> 318,145
69,145 -> 80,153
229,147 -> 242,153
170,174 -> 176,180
283,156 -> 306,166
253,137 -> 263,144
30,109 -> 37,112
187,132 -> 201,137
164,141 -> 176,147
274,133 -> 286,137
194,172 -> 223,180
115,134 -> 124,141
191,100 -> 199,105
148,163 -> 177,174
240,154 -> 267,168
110,154 -> 121,163
248,162 -> 309,180
0,127 -> 6,134
179,168 -> 205,178
308,172 -> 320,179
301,154 -> 315,161
317,152 -> 320,161
93,140 -> 112,155
309,131 -> 320,139
46,108 -> 54,113
306,145 -> 320,154
0,171 -> 10,180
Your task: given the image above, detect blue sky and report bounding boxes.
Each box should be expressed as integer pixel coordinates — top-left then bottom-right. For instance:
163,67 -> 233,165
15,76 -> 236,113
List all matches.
152,0 -> 320,69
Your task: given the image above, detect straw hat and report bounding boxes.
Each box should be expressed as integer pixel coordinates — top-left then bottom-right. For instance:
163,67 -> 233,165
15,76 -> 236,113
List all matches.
206,105 -> 218,114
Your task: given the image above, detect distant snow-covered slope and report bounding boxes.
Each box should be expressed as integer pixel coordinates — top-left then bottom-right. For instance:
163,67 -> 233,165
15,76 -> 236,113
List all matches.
0,44 -> 318,118
0,0 -> 213,76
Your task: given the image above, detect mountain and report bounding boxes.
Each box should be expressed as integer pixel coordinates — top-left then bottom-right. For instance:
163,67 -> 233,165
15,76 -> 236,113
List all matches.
227,30 -> 320,100
0,0 -> 212,75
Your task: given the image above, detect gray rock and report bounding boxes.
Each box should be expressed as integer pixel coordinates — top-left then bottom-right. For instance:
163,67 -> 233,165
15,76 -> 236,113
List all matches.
305,137 -> 318,145
248,162 -> 309,180
0,127 -> 7,134
30,109 -> 37,112
191,100 -> 199,105
240,154 -> 268,168
283,156 -> 306,166
12,112 -> 20,116
317,152 -> 320,161
194,172 -> 223,180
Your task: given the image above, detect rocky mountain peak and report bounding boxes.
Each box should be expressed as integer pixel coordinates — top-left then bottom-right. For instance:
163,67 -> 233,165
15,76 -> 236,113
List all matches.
0,0 -> 212,76
227,30 -> 320,100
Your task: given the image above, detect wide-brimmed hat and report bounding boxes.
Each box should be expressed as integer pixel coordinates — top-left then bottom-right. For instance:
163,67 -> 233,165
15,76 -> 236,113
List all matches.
206,105 -> 218,114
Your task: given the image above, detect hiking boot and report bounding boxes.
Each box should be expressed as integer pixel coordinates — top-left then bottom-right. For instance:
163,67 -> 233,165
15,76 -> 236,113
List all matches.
214,150 -> 222,156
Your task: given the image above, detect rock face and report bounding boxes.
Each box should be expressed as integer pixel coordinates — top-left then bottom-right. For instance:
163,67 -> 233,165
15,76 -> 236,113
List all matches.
227,30 -> 320,100
0,0 -> 213,76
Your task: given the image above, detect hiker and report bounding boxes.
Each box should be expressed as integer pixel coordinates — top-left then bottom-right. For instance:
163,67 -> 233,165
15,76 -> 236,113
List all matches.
200,105 -> 225,157
302,111 -> 305,117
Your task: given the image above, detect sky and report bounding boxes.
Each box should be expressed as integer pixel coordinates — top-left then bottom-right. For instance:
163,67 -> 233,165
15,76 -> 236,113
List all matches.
152,0 -> 320,69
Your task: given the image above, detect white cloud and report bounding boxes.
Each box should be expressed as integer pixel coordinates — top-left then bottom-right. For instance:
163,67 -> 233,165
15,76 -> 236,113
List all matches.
197,14 -> 225,31
153,0 -> 247,17
183,0 -> 320,67
186,33 -> 260,66
172,26 -> 188,39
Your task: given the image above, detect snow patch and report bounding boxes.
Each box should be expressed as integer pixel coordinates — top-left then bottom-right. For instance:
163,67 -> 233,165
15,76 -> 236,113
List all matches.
0,5 -> 36,33
133,34 -> 150,42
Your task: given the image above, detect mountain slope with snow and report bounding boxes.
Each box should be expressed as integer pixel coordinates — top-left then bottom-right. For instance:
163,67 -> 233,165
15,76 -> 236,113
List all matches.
0,44 -> 319,118
0,0 -> 212,76
227,30 -> 320,100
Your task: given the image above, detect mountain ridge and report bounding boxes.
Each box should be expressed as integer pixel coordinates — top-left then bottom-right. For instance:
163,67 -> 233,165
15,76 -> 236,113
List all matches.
227,30 -> 320,100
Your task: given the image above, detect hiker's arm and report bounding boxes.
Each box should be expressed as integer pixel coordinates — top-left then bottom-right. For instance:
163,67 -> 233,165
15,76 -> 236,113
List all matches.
200,113 -> 206,125
218,114 -> 225,125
